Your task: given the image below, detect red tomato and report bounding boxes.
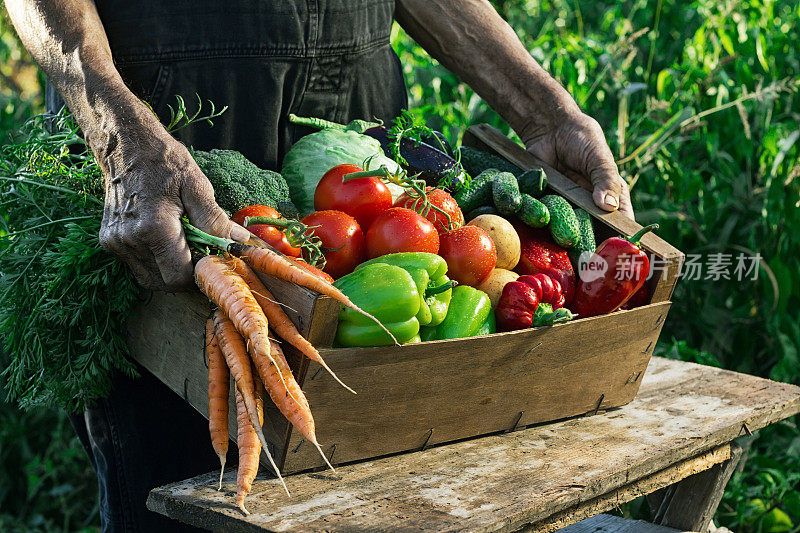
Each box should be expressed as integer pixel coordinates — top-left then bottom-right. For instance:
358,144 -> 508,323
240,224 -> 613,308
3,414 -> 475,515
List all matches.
394,187 -> 464,234
365,207 -> 439,258
314,163 -> 392,230
301,210 -> 366,279
439,226 -> 497,286
230,205 -> 280,227
245,225 -> 302,258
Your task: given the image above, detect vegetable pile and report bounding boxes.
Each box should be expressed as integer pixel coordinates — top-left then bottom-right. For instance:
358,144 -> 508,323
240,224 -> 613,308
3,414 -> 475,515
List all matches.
0,101 -> 659,513
276,113 -> 657,345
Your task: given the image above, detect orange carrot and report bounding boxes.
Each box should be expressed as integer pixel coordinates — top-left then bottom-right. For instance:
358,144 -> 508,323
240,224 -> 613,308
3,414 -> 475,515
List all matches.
228,242 -> 398,345
195,255 -> 300,405
251,336 -> 335,472
291,259 -> 334,284
206,318 -> 229,490
224,254 -> 355,395
235,367 -> 263,515
211,308 -> 289,496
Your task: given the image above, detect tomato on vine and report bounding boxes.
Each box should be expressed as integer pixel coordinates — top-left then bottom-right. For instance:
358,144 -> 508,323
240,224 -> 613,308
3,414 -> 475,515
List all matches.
314,164 -> 392,230
394,187 -> 464,234
301,210 -> 366,279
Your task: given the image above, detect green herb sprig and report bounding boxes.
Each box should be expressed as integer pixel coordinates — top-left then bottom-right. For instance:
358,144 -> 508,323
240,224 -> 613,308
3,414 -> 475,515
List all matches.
0,97 -> 223,412
385,109 -> 469,191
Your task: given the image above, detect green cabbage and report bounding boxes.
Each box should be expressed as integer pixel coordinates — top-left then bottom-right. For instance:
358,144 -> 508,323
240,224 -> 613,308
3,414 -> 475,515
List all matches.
281,129 -> 400,215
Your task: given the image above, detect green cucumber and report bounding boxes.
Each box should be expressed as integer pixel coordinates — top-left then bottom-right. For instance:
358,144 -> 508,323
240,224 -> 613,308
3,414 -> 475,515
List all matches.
517,168 -> 547,197
465,205 -> 499,221
540,194 -> 580,248
518,194 -> 550,228
458,146 -> 522,177
568,208 -> 597,266
491,172 -> 522,216
452,169 -> 501,213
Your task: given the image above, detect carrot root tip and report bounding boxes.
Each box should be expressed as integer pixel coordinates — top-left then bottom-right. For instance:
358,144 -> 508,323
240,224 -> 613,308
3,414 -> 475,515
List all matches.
253,425 -> 291,497
318,360 -> 357,395
313,441 -> 337,474
238,501 -> 251,516
217,457 -> 226,491
353,307 -> 400,346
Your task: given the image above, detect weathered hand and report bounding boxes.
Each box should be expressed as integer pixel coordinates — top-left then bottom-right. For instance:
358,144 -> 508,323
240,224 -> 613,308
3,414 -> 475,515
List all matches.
98,130 -> 250,291
524,112 -> 634,220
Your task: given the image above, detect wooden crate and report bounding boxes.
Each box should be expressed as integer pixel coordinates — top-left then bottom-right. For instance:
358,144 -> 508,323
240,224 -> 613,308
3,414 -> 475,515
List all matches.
127,125 -> 684,474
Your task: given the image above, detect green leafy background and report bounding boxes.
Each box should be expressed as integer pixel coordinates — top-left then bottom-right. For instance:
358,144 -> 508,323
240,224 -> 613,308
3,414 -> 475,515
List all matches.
2,0 -> 800,530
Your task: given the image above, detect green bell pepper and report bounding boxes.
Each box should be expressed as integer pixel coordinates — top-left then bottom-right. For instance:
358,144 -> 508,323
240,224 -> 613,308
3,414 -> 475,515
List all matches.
333,263 -> 421,346
357,252 -> 453,327
419,285 -> 492,341
475,308 -> 496,336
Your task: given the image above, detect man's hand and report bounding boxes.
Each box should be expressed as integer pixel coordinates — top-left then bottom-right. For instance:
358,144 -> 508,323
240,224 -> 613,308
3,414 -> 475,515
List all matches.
7,0 -> 248,290
99,125 -> 250,290
396,0 -> 634,220
523,112 -> 633,219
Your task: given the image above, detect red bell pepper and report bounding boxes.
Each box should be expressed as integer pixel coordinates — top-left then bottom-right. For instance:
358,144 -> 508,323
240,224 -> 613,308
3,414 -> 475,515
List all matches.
514,225 -> 576,306
517,273 -> 566,310
496,273 -> 569,331
573,224 -> 658,318
495,281 -> 539,331
620,282 -> 651,310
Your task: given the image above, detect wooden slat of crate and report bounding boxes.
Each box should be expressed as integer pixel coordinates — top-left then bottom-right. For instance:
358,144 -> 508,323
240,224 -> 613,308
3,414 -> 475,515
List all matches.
283,301 -> 668,472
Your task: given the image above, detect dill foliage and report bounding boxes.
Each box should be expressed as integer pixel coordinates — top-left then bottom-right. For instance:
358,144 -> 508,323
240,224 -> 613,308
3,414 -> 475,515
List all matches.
0,109 -> 138,412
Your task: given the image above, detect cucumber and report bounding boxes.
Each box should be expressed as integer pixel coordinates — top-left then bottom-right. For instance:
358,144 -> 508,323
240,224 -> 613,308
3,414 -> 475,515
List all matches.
452,168 -> 501,213
518,194 -> 550,228
458,146 -> 522,177
540,195 -> 580,248
491,172 -> 522,216
568,208 -> 597,267
517,168 -> 547,197
465,205 -> 499,221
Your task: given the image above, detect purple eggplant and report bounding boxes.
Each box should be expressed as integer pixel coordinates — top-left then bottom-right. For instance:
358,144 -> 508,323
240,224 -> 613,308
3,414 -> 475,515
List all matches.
289,114 -> 467,189
361,126 -> 465,188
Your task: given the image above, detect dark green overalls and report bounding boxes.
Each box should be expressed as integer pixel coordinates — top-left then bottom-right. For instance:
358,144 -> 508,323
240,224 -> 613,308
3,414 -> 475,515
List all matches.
48,0 -> 407,170
51,2 -> 407,531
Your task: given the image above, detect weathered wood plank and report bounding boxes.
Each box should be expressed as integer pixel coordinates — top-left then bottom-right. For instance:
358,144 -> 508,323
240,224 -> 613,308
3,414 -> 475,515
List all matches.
558,514 -> 680,533
535,445 -> 731,532
461,125 -> 684,304
648,442 -> 743,531
147,357 -> 800,532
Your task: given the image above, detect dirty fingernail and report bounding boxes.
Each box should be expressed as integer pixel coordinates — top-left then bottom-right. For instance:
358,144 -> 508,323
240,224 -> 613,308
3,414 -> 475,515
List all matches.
604,194 -> 619,209
231,224 -> 251,242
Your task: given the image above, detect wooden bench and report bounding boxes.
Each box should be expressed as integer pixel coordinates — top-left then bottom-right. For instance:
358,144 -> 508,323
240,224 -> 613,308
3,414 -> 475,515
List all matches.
146,357 -> 800,532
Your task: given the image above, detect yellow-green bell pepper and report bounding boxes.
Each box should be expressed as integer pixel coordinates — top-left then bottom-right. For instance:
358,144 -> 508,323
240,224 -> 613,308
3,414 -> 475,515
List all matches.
357,252 -> 454,327
333,263 -> 421,346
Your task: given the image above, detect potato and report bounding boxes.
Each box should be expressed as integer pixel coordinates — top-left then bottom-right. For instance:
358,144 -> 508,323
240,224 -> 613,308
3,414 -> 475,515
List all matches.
467,214 -> 521,269
477,268 -> 519,307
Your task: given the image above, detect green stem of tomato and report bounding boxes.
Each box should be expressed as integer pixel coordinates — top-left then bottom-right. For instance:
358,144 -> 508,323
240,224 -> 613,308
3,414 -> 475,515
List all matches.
342,167 -> 394,182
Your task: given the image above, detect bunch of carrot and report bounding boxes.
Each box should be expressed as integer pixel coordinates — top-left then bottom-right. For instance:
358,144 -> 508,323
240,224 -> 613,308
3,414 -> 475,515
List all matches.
196,244 -> 369,515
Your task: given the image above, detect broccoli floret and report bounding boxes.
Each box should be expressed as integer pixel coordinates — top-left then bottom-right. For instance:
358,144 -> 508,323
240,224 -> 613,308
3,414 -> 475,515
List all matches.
193,149 -> 299,218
